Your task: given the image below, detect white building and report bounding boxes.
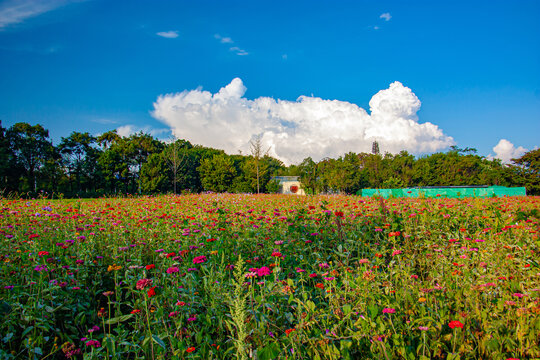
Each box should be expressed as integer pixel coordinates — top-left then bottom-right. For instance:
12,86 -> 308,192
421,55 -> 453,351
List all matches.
272,176 -> 306,195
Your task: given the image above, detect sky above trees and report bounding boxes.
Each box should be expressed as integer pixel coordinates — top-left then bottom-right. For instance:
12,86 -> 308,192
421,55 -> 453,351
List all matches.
0,0 -> 538,165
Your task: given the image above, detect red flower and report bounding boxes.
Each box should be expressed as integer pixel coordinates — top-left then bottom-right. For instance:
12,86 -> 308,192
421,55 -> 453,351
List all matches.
448,320 -> 464,329
146,264 -> 155,270
285,328 -> 295,336
186,347 -> 196,353
334,211 -> 344,217
315,283 -> 324,289
271,251 -> 283,258
147,286 -> 156,298
131,309 -> 141,314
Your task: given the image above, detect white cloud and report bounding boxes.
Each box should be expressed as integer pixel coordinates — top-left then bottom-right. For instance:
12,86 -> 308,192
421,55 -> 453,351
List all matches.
0,0 -> 74,30
151,78 -> 454,165
380,12 -> 392,21
156,30 -> 179,38
214,34 -> 233,43
491,139 -> 527,164
229,46 -> 248,56
116,124 -> 170,138
215,34 -> 248,55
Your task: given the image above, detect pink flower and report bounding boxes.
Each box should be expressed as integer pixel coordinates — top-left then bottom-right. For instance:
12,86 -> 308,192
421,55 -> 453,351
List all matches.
513,293 -> 525,298
257,266 -> 271,277
136,278 -> 152,290
166,266 -> 179,274
382,308 -> 396,314
85,340 -> 101,348
392,250 -> 403,256
192,256 -> 207,264
168,311 -> 179,318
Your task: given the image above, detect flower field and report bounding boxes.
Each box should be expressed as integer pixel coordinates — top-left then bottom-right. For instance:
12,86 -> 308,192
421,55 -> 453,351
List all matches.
1,194 -> 539,360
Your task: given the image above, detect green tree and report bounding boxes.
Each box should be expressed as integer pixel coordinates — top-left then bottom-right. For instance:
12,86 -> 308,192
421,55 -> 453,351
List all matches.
6,122 -> 55,192
140,152 -> 169,193
298,157 -> 318,194
512,149 -> 540,195
58,132 -> 100,194
198,154 -> 237,192
0,121 -> 16,192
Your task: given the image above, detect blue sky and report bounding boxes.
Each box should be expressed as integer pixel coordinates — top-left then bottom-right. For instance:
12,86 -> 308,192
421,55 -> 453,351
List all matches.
0,0 -> 538,164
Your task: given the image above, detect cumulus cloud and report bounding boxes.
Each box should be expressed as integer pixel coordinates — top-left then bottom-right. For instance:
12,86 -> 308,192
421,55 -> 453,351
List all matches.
156,30 -> 179,38
151,78 -> 454,165
0,0 -> 75,30
380,12 -> 392,21
491,139 -> 527,164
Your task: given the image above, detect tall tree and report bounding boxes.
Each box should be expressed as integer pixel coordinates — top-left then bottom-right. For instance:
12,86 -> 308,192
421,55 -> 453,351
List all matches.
249,134 -> 269,194
512,149 -> 540,195
164,139 -> 190,194
58,132 -> 100,194
6,123 -> 55,192
298,157 -> 318,194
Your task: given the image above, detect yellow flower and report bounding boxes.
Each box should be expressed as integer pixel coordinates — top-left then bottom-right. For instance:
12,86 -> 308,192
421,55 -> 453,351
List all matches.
210,250 -> 218,255
107,264 -> 121,272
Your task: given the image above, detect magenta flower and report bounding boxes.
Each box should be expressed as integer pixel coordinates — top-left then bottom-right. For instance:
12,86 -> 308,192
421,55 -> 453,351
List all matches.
257,266 -> 271,277
382,308 -> 396,314
192,256 -> 207,264
166,266 -> 179,274
85,340 -> 101,348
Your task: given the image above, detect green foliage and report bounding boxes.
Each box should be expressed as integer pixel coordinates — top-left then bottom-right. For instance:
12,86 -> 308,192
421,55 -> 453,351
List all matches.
0,121 -> 537,197
198,154 -> 237,192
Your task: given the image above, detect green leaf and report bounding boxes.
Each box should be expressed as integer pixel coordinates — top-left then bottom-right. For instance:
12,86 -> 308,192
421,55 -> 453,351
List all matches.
2,333 -> 13,343
257,342 -> 281,360
151,334 -> 166,350
105,314 -> 134,325
21,326 -> 34,338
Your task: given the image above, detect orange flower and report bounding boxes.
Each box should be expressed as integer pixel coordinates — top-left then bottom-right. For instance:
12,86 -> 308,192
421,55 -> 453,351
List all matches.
285,328 -> 295,336
315,283 -> 324,289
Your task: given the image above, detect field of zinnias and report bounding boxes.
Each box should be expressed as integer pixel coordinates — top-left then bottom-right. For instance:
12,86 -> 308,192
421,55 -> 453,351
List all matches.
0,195 -> 539,360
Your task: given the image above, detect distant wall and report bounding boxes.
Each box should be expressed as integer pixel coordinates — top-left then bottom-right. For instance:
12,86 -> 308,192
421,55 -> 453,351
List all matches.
361,186 -> 526,198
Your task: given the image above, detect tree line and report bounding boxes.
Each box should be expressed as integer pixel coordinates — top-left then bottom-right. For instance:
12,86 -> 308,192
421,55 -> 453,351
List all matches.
0,121 -> 538,197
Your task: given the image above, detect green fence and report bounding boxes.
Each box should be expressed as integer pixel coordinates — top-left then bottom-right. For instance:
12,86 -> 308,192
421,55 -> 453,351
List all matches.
361,186 -> 526,198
